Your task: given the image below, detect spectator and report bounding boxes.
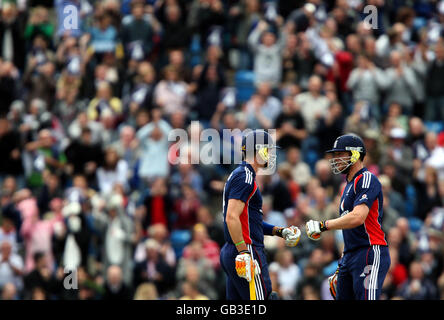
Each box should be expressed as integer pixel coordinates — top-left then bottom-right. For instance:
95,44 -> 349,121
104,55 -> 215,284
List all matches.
228,0 -> 262,69
133,239 -> 175,296
187,0 -> 226,48
23,252 -> 62,299
283,146 -> 312,188
179,281 -> 209,300
89,12 -> 118,54
133,223 -> 175,268
125,62 -> 156,125
413,166 -> 443,220
245,82 -> 282,130
172,185 -> 200,230
23,56 -> 56,109
133,282 -> 158,300
0,61 -> 19,117
65,128 -> 104,185
268,248 -> 301,300
182,223 -> 220,271
153,65 -> 188,117
284,32 -> 317,89
121,0 -> 156,61
159,4 -> 191,54
24,129 -> 67,188
137,177 -> 172,231
380,127 -> 414,193
92,193 -> 134,285
0,3 -> 26,71
193,60 -> 226,123
87,81 -> 122,123
1,282 -> 18,300
380,174 -> 404,217
96,147 -> 129,195
0,241 -> 24,291
248,19 -> 287,88
286,3 -> 315,33
0,118 -> 23,180
103,265 -> 132,300
18,197 -> 62,273
396,261 -> 439,300
315,102 -> 344,155
295,75 -> 330,134
384,50 -> 418,115
175,247 -> 217,300
275,95 -> 307,150
425,43 -> 444,122
263,165 -> 294,213
346,54 -> 389,119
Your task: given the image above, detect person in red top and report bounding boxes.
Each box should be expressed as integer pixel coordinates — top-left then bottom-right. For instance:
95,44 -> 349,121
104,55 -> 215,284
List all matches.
182,223 -> 220,270
172,184 -> 200,230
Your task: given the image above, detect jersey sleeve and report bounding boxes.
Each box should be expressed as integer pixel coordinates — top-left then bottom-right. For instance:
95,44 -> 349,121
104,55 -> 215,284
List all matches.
227,171 -> 255,203
353,172 -> 381,209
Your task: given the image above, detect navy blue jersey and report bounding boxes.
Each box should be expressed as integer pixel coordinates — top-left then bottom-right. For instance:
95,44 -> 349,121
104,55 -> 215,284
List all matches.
339,168 -> 388,252
223,161 -> 264,247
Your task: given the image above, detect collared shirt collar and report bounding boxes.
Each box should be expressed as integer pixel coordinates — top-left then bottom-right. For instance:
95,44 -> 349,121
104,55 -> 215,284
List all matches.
348,167 -> 367,183
241,161 -> 256,178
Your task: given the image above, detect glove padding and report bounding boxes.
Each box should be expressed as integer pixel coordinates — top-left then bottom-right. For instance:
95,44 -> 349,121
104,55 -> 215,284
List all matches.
305,220 -> 327,241
282,226 -> 301,247
328,268 -> 339,299
235,251 -> 261,282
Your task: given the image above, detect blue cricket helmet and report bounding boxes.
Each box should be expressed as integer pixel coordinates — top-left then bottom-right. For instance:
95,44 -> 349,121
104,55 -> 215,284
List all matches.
241,129 -> 280,169
326,133 -> 366,155
326,133 -> 366,174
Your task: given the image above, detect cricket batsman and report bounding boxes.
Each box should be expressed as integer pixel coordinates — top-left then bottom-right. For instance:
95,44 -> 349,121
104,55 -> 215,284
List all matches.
305,133 -> 391,300
220,129 -> 301,300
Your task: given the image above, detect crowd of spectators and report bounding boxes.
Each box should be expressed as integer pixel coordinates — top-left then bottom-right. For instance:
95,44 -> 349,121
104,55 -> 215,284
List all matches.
0,0 -> 443,300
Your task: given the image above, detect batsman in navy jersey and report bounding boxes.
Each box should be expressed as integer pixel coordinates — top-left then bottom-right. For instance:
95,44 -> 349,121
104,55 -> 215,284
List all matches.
306,133 -> 390,300
220,130 -> 301,300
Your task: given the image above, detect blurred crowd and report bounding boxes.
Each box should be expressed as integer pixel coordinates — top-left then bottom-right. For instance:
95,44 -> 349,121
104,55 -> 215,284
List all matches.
0,0 -> 444,300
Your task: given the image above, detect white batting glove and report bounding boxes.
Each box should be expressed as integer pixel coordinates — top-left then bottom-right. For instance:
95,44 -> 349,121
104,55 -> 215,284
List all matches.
235,251 -> 261,282
281,226 -> 301,247
305,220 -> 328,241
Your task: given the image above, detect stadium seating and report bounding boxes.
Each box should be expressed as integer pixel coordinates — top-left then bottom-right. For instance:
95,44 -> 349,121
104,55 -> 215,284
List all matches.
424,121 -> 444,134
170,229 -> 192,259
235,70 -> 256,103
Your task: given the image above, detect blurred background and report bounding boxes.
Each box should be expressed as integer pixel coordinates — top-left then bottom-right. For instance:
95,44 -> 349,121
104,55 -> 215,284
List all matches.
0,0 -> 443,300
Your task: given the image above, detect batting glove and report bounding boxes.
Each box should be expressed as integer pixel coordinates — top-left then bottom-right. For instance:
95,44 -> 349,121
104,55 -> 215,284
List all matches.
328,267 -> 339,300
277,226 -> 301,247
305,220 -> 328,241
235,250 -> 261,282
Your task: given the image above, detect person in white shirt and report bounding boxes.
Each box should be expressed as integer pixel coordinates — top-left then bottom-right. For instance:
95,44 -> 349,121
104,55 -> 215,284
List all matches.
269,248 -> 301,300
244,82 -> 282,129
0,241 -> 24,292
295,75 -> 330,133
97,147 -> 129,196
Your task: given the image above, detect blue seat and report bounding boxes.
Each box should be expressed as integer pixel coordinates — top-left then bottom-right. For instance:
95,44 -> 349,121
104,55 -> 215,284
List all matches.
404,184 -> 417,218
235,70 -> 256,103
189,35 -> 202,67
323,261 -> 339,277
408,217 -> 423,233
424,121 -> 444,133
304,149 -> 319,173
170,229 -> 192,258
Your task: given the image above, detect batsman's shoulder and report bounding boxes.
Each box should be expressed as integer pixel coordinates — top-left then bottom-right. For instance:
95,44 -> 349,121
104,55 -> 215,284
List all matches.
229,165 -> 254,185
356,170 -> 380,191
